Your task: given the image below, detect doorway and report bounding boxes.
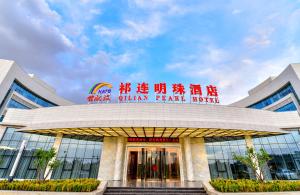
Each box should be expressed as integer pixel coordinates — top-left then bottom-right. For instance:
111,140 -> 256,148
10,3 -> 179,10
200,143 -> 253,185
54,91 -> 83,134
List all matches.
127,147 -> 180,180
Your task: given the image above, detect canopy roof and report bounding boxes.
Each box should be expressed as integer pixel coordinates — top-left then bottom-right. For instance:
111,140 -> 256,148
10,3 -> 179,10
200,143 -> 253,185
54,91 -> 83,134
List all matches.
1,103 -> 299,137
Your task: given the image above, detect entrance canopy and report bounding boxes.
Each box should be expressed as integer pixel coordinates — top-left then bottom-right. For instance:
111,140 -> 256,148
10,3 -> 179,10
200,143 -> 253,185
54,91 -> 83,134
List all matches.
1,103 -> 299,137
21,127 -> 282,137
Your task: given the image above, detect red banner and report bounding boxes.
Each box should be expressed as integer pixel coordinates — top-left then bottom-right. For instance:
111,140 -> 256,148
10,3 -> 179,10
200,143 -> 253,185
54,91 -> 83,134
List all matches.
127,137 -> 179,143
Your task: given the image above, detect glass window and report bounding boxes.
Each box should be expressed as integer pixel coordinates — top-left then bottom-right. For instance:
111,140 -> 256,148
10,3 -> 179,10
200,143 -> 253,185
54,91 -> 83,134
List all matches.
205,137 -> 254,180
11,82 -> 56,107
0,128 -> 55,179
0,80 -> 57,113
7,99 -> 30,109
51,136 -> 103,179
248,83 -> 299,110
275,102 -> 297,112
253,131 -> 300,180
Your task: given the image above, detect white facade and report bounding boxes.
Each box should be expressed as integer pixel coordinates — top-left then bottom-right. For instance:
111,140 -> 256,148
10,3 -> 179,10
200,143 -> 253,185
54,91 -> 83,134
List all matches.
1,60 -> 300,182
2,103 -> 300,181
2,103 -> 300,134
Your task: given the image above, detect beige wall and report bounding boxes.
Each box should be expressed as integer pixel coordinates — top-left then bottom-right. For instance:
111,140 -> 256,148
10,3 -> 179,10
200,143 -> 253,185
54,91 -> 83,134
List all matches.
0,126 -> 6,141
179,138 -> 187,180
190,137 -> 211,181
97,137 -> 118,180
97,136 -> 211,182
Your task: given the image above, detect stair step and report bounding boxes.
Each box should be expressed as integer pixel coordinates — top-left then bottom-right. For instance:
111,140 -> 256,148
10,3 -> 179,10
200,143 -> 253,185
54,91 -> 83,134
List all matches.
106,187 -> 205,190
105,191 -> 205,193
104,187 -> 207,195
105,189 -> 206,191
104,192 -> 207,195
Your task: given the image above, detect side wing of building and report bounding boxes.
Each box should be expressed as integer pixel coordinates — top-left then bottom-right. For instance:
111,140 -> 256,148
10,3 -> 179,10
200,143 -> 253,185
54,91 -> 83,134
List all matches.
0,59 -> 73,120
231,63 -> 300,112
0,59 -> 74,180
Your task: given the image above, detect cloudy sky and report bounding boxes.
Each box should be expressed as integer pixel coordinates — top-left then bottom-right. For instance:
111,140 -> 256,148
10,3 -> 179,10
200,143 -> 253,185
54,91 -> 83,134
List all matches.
0,0 -> 300,104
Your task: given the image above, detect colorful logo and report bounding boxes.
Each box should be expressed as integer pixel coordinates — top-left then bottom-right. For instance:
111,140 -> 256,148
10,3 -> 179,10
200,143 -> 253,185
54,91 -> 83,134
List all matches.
89,82 -> 112,94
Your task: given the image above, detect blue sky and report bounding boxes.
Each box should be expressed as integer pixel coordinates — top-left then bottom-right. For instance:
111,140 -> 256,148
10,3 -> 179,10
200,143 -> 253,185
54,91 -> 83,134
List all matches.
0,0 -> 300,104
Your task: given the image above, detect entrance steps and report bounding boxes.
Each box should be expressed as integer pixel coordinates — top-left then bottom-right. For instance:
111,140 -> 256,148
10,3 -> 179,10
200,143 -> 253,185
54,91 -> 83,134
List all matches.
103,187 -> 207,195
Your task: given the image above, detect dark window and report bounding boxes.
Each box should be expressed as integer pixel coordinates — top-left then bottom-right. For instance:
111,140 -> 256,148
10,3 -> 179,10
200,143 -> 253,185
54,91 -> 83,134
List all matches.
205,137 -> 255,180
7,99 -> 30,109
11,82 -> 57,107
275,102 -> 297,112
248,83 -> 299,110
253,131 -> 300,180
0,81 -> 57,113
51,136 -> 103,179
0,128 -> 55,179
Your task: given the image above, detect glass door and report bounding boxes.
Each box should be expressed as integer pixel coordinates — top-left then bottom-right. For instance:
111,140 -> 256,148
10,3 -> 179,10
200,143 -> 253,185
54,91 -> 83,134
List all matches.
127,147 -> 180,180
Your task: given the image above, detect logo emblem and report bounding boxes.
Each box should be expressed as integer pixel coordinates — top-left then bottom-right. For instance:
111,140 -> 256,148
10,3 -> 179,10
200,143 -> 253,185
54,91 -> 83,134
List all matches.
89,82 -> 112,94
87,82 -> 112,103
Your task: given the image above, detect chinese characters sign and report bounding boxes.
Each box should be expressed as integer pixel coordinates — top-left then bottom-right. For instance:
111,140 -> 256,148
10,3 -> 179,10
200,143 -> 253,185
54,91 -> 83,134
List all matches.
87,82 -> 220,104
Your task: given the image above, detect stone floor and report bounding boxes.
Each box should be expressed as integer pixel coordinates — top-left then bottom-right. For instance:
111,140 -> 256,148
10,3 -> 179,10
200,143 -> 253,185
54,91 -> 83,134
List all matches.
107,180 -> 204,188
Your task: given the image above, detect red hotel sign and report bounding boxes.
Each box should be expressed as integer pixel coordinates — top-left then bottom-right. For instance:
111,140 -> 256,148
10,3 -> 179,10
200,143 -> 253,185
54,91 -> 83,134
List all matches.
87,82 -> 220,104
127,137 -> 179,143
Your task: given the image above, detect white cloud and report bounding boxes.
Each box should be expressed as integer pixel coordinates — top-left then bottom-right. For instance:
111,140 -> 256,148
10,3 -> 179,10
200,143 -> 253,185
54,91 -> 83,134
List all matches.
80,0 -> 106,4
95,0 -> 192,42
244,27 -> 274,48
127,71 -> 147,82
95,13 -> 164,41
244,36 -> 271,47
166,62 -> 185,70
113,53 -> 133,65
84,50 -> 136,70
166,46 -> 300,104
232,9 -> 242,15
241,59 -> 254,65
21,0 -> 61,23
0,0 -> 72,73
131,0 -> 189,15
80,35 -> 89,48
48,0 -> 105,36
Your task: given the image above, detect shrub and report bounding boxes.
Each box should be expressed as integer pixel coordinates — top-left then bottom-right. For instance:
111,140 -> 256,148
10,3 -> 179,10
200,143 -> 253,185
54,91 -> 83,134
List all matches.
0,178 -> 100,192
210,179 -> 300,192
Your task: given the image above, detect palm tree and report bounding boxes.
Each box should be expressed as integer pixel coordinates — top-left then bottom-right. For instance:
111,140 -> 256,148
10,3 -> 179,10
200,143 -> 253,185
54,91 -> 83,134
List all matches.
34,148 -> 60,181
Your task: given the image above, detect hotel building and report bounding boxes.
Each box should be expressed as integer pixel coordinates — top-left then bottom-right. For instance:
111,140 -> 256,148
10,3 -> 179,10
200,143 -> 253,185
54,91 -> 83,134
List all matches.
0,59 -> 300,182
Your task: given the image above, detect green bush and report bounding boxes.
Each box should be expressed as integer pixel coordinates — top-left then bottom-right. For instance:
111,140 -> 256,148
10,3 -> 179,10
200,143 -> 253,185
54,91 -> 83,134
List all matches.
210,179 -> 300,192
0,178 -> 100,192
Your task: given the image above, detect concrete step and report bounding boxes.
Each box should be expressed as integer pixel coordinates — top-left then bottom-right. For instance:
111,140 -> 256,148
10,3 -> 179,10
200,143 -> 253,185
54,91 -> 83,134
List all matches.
105,187 -> 205,190
104,193 -> 207,195
105,189 -> 206,192
105,190 -> 206,193
104,187 -> 207,195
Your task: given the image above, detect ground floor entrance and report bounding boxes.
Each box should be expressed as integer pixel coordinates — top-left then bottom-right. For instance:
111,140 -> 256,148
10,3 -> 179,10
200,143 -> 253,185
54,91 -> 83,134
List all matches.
126,147 -> 180,180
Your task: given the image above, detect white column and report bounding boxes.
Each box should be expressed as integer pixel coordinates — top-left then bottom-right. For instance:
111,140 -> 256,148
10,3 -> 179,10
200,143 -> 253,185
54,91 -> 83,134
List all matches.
113,137 -> 125,180
245,135 -> 263,180
0,126 -> 6,141
184,136 -> 194,181
44,133 -> 63,180
191,137 -> 211,181
9,140 -> 27,180
98,137 -> 118,180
